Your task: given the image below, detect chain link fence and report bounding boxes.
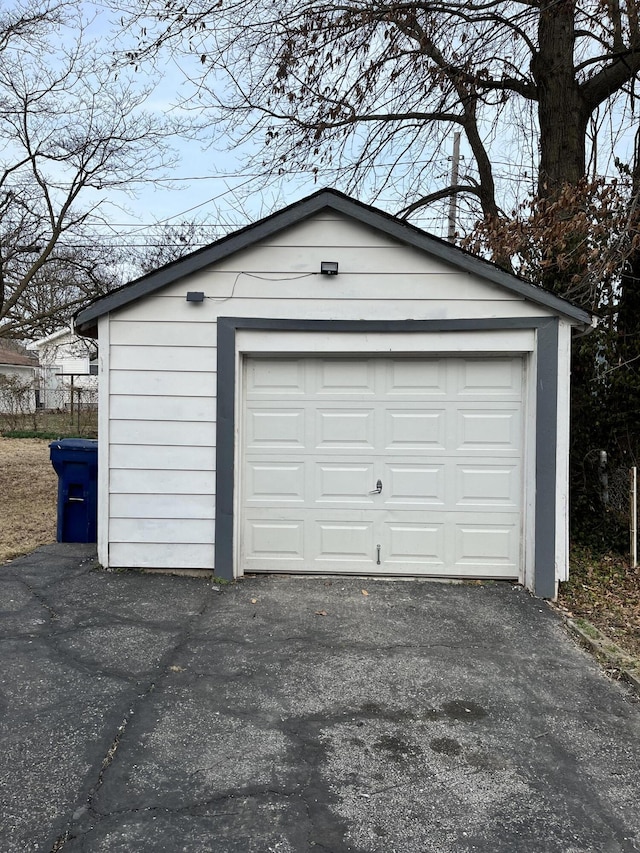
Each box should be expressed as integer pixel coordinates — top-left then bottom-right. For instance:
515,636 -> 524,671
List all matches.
0,376 -> 97,436
36,384 -> 98,414
584,449 -> 638,561
605,465 -> 632,521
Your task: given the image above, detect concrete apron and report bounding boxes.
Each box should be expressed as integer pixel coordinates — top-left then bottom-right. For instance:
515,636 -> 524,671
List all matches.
1,544 -> 639,853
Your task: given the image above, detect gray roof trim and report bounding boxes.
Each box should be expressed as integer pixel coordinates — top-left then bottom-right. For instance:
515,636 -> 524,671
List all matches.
75,188 -> 593,335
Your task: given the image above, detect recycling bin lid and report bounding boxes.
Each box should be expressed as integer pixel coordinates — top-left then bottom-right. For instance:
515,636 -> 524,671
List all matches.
49,438 -> 98,451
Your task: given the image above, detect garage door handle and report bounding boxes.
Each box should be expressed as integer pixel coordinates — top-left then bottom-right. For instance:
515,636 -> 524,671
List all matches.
369,479 -> 382,494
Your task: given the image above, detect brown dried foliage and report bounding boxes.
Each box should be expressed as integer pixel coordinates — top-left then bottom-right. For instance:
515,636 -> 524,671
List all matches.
463,178 -> 638,311
559,547 -> 640,659
0,438 -> 57,563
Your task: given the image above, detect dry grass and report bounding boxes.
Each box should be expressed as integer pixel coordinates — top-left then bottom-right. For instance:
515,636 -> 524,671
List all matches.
0,437 -> 57,563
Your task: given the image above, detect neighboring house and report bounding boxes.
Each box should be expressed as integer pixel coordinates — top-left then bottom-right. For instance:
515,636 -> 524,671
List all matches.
75,188 -> 595,597
0,344 -> 37,413
28,328 -> 98,410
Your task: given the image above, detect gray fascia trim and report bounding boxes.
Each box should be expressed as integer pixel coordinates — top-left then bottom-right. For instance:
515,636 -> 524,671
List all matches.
76,192 -> 335,331
213,317 -> 237,580
323,194 -> 593,326
534,318 -> 559,598
75,189 -> 593,332
214,316 -> 563,594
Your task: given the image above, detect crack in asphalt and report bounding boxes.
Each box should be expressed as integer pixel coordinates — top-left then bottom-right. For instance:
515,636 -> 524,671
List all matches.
42,583 -> 213,851
48,581 -> 366,852
3,558 -> 638,853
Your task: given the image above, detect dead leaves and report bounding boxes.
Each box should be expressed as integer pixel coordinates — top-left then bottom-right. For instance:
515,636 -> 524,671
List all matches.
558,547 -> 640,659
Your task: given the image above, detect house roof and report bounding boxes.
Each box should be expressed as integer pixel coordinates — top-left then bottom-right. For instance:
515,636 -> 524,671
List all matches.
27,327 -> 74,351
0,344 -> 37,368
75,188 -> 594,337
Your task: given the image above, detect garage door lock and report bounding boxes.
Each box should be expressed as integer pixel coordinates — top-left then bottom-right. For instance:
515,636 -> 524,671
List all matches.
369,479 -> 383,494
376,544 -> 381,565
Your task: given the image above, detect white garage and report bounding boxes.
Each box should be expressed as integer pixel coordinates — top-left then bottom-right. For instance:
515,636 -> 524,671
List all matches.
74,188 -> 593,597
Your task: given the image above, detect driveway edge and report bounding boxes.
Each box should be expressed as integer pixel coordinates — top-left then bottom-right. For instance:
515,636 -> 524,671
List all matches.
564,616 -> 640,694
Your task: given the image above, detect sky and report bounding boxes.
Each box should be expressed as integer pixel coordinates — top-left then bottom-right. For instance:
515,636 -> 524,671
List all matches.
17,1 -> 638,261
74,2 -> 459,256
70,3 -> 327,257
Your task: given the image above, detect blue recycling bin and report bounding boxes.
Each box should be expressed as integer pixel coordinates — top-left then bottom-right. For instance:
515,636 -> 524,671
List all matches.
49,439 -> 98,543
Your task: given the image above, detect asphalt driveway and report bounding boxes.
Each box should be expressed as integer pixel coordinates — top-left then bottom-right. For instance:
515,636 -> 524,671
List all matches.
1,544 -> 639,853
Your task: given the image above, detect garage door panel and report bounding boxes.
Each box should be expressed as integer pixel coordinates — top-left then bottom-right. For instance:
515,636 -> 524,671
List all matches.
244,518 -> 305,562
456,408 -> 521,451
315,463 -> 376,504
453,520 -> 519,571
383,463 -> 446,506
245,462 -> 306,503
457,358 -> 522,397
246,408 -> 305,448
247,358 -> 307,395
383,520 -> 446,566
384,359 -> 448,396
317,359 -> 376,395
455,464 -> 520,508
384,409 -> 446,450
314,519 -> 376,563
315,408 -> 376,448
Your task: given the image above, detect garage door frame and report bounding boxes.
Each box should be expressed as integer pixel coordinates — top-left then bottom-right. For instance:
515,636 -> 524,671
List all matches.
215,317 -> 560,596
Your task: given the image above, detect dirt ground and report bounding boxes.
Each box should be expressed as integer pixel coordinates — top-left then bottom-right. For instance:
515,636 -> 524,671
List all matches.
0,437 -> 57,563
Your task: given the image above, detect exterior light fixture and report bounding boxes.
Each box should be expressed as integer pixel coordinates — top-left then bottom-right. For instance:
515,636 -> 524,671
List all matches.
186,292 -> 205,302
320,261 -> 339,275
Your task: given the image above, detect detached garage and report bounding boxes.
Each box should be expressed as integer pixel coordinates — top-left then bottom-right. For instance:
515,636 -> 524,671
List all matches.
75,189 -> 593,597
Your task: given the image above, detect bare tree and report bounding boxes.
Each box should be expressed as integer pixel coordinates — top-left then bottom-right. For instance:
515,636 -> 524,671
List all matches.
7,244 -> 125,339
0,0 -> 180,339
115,1 -> 640,233
132,221 -> 223,275
0,0 -> 69,50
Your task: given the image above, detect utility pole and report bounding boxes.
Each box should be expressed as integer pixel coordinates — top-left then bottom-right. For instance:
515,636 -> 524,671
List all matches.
447,131 -> 461,243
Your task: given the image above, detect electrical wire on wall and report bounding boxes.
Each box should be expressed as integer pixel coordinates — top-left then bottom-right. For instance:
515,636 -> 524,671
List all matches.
204,271 -> 318,304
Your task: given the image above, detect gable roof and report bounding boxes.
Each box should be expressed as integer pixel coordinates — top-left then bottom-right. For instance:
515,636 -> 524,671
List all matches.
0,343 -> 37,368
75,188 -> 594,337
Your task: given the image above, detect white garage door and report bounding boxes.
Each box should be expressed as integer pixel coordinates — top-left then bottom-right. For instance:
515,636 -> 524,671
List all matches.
240,356 -> 523,577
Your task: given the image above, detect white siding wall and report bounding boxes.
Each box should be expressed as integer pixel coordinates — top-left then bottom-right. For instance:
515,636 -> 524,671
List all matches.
101,212 -> 559,571
106,317 -> 216,569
